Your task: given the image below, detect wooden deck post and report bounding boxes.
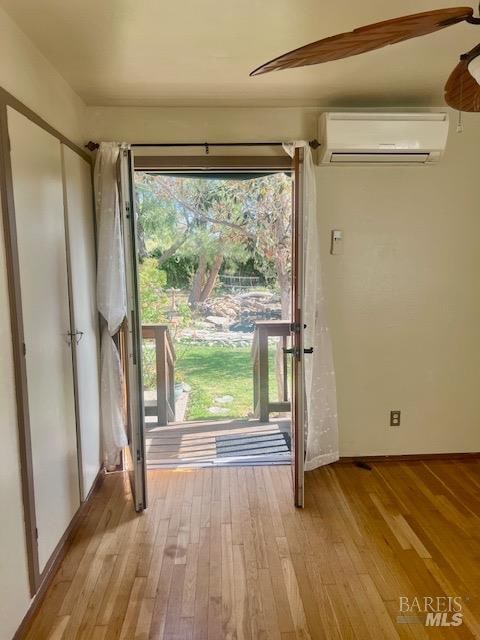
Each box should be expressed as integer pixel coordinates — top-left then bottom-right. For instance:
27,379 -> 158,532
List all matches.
142,325 -> 176,426
251,321 -> 292,423
258,327 -> 270,422
155,326 -> 168,426
282,335 -> 289,402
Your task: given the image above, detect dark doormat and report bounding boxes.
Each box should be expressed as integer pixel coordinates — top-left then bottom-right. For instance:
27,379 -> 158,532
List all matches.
215,431 -> 291,458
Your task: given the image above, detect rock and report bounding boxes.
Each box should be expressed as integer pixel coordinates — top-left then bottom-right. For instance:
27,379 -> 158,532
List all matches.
206,315 -> 229,329
214,395 -> 234,404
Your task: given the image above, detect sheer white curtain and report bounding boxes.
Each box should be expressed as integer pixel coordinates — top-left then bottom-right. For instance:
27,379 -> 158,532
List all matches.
283,141 -> 339,470
94,142 -> 128,470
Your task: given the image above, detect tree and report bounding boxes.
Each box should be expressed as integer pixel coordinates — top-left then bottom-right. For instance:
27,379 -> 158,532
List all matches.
135,171 -> 292,315
244,173 -> 292,319
138,258 -> 168,323
243,174 -> 292,400
136,173 -> 252,307
135,173 -> 191,263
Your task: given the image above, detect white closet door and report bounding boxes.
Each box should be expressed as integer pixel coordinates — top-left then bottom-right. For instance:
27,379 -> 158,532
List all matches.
62,145 -> 101,499
8,108 -> 79,572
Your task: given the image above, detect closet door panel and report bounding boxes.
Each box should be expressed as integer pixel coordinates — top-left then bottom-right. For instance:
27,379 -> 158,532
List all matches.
62,145 -> 101,499
8,108 -> 79,572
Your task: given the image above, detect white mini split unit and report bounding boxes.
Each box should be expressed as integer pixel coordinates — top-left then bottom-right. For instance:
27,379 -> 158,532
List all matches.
318,112 -> 449,165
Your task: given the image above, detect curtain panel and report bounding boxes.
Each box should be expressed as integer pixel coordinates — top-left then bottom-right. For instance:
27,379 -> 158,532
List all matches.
94,142 -> 128,469
283,141 -> 339,470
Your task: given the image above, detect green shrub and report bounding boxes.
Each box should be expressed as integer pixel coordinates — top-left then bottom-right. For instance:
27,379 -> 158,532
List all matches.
139,258 -> 168,324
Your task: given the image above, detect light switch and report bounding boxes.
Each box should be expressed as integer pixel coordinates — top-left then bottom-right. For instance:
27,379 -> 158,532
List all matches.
330,229 -> 344,255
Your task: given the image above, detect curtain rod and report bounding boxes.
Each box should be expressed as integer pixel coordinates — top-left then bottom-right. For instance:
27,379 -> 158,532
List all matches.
85,139 -> 320,153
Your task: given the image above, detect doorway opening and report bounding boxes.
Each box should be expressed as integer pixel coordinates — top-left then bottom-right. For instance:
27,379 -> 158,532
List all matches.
134,164 -> 294,467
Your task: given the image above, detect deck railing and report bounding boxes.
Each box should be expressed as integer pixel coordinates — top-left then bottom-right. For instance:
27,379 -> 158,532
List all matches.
142,324 -> 176,426
251,320 -> 291,422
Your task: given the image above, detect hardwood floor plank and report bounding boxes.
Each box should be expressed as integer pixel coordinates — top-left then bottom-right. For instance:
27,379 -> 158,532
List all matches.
232,544 -> 251,640
148,535 -> 175,638
207,496 -> 223,640
134,597 -> 155,640
192,526 -> 210,639
119,576 -> 146,640
181,543 -> 199,618
221,523 -> 236,639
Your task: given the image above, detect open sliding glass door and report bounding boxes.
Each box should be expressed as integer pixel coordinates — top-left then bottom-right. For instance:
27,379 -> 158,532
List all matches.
290,148 -> 305,508
119,148 -> 146,511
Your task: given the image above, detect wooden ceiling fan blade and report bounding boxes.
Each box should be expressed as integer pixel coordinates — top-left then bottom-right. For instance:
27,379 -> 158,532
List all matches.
445,48 -> 480,111
250,7 -> 474,76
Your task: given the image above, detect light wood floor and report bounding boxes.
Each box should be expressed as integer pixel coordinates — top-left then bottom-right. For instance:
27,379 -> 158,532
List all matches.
24,460 -> 480,639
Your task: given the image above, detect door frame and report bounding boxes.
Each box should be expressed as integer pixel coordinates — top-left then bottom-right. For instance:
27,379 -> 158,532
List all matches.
132,152 -> 302,496
0,86 -> 91,595
291,148 -> 305,507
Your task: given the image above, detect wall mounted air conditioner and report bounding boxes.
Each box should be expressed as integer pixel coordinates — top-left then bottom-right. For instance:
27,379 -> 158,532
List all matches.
318,112 -> 449,165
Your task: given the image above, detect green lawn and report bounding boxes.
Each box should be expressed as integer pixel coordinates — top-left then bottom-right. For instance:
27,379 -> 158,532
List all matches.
175,343 -> 280,421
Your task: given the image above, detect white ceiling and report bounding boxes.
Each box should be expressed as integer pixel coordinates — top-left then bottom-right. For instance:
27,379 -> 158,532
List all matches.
2,0 -> 480,107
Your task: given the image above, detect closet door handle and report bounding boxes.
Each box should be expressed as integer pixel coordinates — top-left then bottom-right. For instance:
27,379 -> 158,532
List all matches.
65,330 -> 84,345
73,330 -> 84,344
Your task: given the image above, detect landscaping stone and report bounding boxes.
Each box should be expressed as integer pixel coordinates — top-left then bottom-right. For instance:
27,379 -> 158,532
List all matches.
214,395 -> 234,404
172,290 -> 286,347
206,315 -> 229,330
199,290 -> 282,320
179,328 -> 253,347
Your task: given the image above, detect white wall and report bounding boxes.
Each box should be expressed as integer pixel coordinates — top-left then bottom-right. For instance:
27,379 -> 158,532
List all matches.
85,105 -> 480,456
0,5 -> 85,145
85,105 -> 317,146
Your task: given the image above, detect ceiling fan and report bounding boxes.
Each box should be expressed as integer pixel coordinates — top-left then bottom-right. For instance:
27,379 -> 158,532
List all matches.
250,7 -> 480,112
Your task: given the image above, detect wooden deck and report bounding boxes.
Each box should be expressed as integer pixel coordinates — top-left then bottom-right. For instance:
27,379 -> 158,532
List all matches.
145,418 -> 291,468
23,459 -> 480,639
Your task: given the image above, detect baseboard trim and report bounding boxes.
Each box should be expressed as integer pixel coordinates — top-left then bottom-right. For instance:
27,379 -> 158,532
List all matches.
12,468 -> 104,640
339,452 -> 480,463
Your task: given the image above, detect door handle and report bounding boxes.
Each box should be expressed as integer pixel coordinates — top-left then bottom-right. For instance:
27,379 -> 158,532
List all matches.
304,347 -> 314,354
289,322 -> 307,332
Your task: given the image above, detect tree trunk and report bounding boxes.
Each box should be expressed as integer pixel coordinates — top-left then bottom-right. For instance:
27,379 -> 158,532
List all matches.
137,219 -> 148,260
189,253 -> 207,307
198,252 -> 224,303
156,233 -> 189,266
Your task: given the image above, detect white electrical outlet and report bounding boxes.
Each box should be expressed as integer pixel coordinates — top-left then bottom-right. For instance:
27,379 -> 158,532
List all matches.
390,410 -> 401,427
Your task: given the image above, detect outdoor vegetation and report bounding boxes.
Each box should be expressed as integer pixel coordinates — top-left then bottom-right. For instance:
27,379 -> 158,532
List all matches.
136,171 -> 292,421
